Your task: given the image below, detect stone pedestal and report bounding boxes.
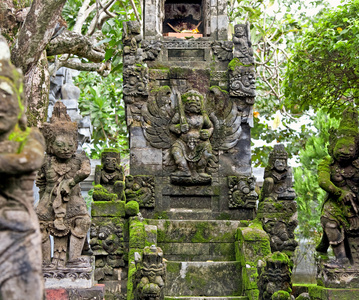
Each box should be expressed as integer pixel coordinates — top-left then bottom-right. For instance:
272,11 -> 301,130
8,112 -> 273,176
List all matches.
43,257 -> 95,289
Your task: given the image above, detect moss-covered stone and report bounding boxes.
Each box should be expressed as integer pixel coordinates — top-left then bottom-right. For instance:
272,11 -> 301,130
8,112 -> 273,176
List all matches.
91,201 -> 126,217
271,290 -> 290,300
126,201 -> 140,216
93,184 -> 118,202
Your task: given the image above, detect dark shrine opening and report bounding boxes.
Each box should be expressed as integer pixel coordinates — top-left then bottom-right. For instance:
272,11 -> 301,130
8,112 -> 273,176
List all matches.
163,0 -> 206,37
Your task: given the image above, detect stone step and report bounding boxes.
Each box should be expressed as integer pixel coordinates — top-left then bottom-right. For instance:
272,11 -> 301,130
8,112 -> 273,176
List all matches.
165,261 -> 243,297
147,219 -> 243,261
147,219 -> 243,243
165,297 -> 248,300
161,242 -> 235,261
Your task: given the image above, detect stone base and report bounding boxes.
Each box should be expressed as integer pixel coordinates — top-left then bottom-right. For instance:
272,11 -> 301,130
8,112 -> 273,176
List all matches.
44,257 -> 95,289
46,284 -> 105,300
317,263 -> 359,288
308,285 -> 359,300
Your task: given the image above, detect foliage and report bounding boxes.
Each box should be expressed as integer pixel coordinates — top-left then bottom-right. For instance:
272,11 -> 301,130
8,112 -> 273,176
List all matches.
75,72 -> 128,159
294,110 -> 340,238
61,0 -> 141,158
229,0 -> 329,166
284,0 -> 359,113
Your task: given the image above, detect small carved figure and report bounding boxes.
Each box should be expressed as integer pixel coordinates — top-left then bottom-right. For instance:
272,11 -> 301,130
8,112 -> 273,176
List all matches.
262,144 -> 296,201
316,108 -> 359,268
263,220 -> 298,252
134,245 -> 166,300
0,36 -> 45,300
36,101 -> 91,269
93,149 -> 125,201
232,24 -> 254,64
169,89 -> 216,184
125,175 -> 155,207
258,252 -> 292,300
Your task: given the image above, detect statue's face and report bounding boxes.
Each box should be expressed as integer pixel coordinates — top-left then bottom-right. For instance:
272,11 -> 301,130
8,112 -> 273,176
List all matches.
103,156 -> 117,172
184,94 -> 202,114
0,81 -> 19,136
235,26 -> 245,37
274,159 -> 286,172
52,134 -> 76,160
334,138 -> 356,163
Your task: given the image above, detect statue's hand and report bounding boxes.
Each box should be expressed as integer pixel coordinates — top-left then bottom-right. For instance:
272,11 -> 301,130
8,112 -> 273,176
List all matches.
339,190 -> 356,204
60,179 -> 75,196
181,123 -> 189,133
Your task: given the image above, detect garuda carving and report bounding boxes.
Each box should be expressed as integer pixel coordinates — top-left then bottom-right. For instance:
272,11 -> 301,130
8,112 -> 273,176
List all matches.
142,86 -> 242,185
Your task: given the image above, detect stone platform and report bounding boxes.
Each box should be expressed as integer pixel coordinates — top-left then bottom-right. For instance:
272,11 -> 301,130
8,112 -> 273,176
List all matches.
46,284 -> 105,300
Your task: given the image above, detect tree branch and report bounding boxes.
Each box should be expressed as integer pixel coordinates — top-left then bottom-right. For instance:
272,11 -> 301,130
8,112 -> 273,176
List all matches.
60,59 -> 111,76
10,0 -> 67,73
47,29 -> 105,62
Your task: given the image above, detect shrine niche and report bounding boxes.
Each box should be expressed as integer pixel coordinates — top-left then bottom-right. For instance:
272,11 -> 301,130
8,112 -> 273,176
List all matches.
163,0 -> 204,38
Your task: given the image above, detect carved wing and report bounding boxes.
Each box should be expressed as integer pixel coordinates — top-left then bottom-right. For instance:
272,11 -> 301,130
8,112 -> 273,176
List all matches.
207,87 -> 242,151
141,97 -> 175,149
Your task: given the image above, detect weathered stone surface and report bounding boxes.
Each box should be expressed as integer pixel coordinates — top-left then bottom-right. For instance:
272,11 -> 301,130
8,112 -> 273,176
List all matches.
91,201 -> 126,217
0,36 -> 45,299
165,262 -> 242,296
148,220 -> 241,243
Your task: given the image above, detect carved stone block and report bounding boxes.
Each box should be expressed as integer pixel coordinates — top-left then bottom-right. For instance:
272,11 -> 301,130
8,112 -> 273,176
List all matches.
125,175 -> 155,208
228,175 -> 258,208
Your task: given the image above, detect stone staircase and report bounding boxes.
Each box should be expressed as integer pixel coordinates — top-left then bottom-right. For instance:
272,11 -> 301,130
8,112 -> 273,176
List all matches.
147,220 -> 248,299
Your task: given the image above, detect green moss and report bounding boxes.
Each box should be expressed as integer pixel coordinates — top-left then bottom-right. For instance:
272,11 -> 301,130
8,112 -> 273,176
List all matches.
126,201 -> 140,216
268,252 -> 291,264
271,290 -> 290,300
93,184 -> 117,202
129,216 -> 146,249
91,201 -> 126,217
228,58 -> 244,71
166,262 -> 180,274
153,211 -> 169,219
209,85 -> 229,94
150,85 -> 171,94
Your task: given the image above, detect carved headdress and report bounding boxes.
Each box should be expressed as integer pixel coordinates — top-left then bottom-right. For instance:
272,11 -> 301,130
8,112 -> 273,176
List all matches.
40,101 -> 78,153
328,107 -> 359,157
101,148 -> 121,165
267,144 -> 288,171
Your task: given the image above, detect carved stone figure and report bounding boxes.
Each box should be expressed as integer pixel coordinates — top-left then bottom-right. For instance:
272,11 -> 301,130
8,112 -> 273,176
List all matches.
259,144 -> 298,256
232,24 -> 254,64
316,108 -> 359,268
93,149 -> 125,202
123,66 -> 149,97
169,89 -> 216,184
36,101 -> 91,270
258,252 -> 292,300
142,86 -> 245,185
125,175 -> 155,208
262,144 -> 296,201
0,36 -> 45,300
212,41 -> 234,61
134,245 -> 166,300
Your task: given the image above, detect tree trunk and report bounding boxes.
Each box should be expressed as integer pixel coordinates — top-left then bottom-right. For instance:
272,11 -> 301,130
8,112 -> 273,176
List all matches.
10,0 -> 67,126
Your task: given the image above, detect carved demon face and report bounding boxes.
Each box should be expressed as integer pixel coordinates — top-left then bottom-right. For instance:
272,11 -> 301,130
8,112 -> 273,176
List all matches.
234,25 -> 246,38
274,159 -> 287,172
334,137 -> 356,163
230,67 -> 256,97
103,155 -> 119,172
183,91 -> 203,114
51,134 -> 76,160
